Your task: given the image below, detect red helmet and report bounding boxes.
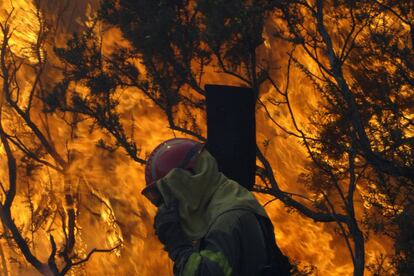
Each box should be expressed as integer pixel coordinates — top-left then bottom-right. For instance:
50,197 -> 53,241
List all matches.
141,138 -> 204,206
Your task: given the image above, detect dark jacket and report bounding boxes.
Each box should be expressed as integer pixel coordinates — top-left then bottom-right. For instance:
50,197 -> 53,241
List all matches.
174,209 -> 291,276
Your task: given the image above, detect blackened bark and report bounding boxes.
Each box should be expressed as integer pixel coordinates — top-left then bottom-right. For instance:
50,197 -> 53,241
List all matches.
349,219 -> 365,276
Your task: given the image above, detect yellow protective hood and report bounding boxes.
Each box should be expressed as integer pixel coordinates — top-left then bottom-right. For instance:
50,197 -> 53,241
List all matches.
155,150 -> 268,240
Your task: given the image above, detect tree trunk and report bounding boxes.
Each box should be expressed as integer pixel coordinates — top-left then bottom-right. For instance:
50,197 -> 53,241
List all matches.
350,220 -> 365,276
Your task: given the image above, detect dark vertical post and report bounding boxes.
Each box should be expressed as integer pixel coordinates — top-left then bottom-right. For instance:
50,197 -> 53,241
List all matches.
205,84 -> 256,190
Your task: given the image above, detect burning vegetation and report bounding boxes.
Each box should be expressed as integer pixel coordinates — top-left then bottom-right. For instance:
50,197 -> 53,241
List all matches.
0,0 -> 413,275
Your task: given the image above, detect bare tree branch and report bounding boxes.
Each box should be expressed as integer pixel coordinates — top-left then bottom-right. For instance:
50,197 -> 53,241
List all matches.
61,243 -> 122,275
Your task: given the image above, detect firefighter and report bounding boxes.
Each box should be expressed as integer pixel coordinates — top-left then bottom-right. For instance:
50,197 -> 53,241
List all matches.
142,138 -> 291,276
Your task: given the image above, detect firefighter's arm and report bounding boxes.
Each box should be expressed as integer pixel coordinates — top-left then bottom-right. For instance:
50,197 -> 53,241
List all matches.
179,228 -> 236,276
153,200 -> 194,269
154,201 -> 236,276
176,212 -> 242,276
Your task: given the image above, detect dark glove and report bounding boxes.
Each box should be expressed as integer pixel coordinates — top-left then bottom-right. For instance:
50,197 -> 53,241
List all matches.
154,200 -> 194,265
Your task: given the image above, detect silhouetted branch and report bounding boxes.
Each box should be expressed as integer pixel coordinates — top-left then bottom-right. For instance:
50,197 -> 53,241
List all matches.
6,133 -> 63,172
315,0 -> 414,182
256,145 -> 348,223
61,243 -> 122,275
0,125 -> 45,274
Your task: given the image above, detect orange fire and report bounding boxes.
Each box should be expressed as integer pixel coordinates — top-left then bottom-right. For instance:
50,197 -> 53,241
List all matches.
0,1 -> 396,275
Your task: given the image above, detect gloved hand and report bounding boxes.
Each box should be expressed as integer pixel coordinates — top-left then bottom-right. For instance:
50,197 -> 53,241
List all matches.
154,200 -> 194,264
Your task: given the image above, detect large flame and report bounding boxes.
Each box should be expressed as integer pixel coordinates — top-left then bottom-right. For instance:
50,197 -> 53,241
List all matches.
0,1 -> 395,275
